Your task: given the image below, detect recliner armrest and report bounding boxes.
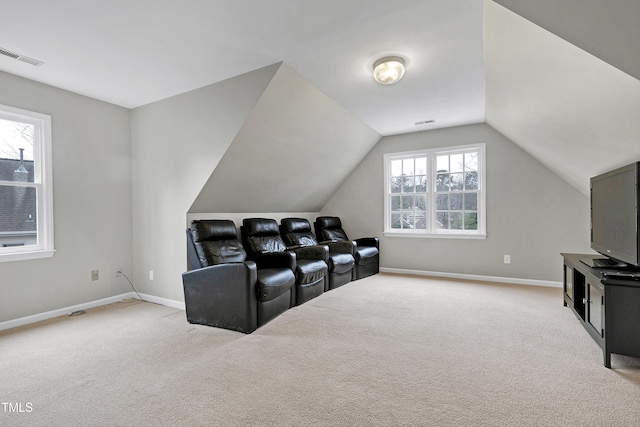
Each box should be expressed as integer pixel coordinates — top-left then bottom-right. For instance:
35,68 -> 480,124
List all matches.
182,262 -> 259,333
291,245 -> 329,262
182,262 -> 258,290
355,237 -> 379,249
325,240 -> 356,255
250,251 -> 296,271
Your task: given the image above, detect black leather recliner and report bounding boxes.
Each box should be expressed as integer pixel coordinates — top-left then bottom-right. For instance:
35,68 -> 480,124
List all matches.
242,218 -> 328,306
280,218 -> 355,291
182,219 -> 296,333
314,216 -> 379,280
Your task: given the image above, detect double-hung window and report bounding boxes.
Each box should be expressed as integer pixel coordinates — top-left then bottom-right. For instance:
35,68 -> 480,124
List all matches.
384,143 -> 486,238
0,104 -> 54,261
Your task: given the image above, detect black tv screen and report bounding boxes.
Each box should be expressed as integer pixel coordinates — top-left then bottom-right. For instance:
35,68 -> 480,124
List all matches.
590,162 -> 640,267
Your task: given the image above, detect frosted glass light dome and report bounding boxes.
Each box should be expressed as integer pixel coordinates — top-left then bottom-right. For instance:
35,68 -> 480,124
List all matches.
373,57 -> 405,85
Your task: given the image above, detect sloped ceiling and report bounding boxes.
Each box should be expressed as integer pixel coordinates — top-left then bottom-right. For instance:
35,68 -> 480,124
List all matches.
493,0 -> 640,82
485,1 -> 640,195
188,63 -> 381,213
1,1 -> 638,200
0,0 -> 484,137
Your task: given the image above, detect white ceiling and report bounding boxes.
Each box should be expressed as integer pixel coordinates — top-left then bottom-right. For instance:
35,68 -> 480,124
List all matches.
0,0 -> 485,136
1,0 -> 638,196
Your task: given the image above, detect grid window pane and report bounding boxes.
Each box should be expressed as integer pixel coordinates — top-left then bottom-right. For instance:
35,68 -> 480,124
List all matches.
465,152 -> 478,171
402,213 -> 414,229
403,176 -> 414,193
415,175 -> 427,192
436,155 -> 449,173
464,213 -> 478,230
391,213 -> 402,229
391,177 -> 401,193
436,173 -> 449,191
414,210 -> 427,229
391,195 -> 401,210
436,212 -> 449,229
0,119 -> 35,183
465,171 -> 478,190
450,154 -> 464,173
450,173 -> 463,191
0,185 -> 37,247
415,157 -> 427,175
464,193 -> 477,210
450,193 -> 463,211
402,158 -> 414,175
391,159 -> 402,177
450,212 -> 464,230
436,194 -> 448,210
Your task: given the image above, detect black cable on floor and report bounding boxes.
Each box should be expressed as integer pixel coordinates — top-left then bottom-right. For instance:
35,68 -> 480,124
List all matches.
121,272 -> 144,302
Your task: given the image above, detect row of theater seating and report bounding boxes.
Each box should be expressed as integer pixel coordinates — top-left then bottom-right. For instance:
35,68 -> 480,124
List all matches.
182,216 -> 379,333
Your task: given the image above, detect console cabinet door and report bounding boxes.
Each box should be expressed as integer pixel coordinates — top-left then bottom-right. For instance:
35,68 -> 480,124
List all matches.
564,265 -> 574,300
588,282 -> 603,336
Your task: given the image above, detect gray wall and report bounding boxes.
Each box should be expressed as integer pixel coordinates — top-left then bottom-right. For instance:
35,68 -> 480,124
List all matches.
131,62 -> 381,304
321,123 -> 591,282
131,64 -> 279,302
0,68 -> 596,322
0,71 -> 133,323
190,63 -> 381,213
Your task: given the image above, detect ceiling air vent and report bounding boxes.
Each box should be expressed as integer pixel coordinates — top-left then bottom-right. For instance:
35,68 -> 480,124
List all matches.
414,120 -> 435,128
0,47 -> 44,67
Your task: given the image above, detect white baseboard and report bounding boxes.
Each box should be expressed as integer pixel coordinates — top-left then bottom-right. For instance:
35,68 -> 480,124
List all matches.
1,270 -> 557,332
380,267 -> 562,288
137,293 -> 186,311
0,292 -> 185,332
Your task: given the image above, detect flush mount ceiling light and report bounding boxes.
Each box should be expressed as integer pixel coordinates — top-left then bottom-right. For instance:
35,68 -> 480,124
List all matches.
372,56 -> 405,85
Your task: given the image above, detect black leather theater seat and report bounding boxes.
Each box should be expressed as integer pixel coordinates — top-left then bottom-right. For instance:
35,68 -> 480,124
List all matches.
242,218 -> 328,305
281,217 -> 355,290
314,216 -> 379,280
182,219 -> 295,333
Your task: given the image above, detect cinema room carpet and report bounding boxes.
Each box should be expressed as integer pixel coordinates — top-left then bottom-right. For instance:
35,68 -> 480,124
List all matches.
1,273 -> 640,426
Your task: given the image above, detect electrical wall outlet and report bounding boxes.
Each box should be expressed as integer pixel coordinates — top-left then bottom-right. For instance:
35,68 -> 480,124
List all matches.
91,270 -> 99,281
115,267 -> 122,277
504,255 -> 511,264
149,270 -> 154,281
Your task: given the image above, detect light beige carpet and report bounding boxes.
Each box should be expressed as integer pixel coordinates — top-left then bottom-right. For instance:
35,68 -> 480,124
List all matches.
1,273 -> 639,426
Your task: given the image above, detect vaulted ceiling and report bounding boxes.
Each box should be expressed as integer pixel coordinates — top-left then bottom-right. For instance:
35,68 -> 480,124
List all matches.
1,0 -> 638,198
485,0 -> 640,195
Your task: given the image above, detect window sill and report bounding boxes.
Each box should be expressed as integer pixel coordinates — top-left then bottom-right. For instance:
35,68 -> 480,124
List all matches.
383,232 -> 487,240
0,249 -> 56,263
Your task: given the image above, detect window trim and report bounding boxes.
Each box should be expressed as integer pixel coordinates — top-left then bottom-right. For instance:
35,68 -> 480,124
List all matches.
383,143 -> 486,239
0,104 -> 55,262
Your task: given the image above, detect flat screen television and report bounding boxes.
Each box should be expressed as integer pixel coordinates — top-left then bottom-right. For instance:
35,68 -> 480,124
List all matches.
585,161 -> 640,269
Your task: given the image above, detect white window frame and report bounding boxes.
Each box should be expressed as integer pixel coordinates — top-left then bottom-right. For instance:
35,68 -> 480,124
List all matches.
383,143 -> 486,239
0,104 -> 55,262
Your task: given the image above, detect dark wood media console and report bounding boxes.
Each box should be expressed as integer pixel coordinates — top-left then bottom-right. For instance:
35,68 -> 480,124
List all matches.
562,253 -> 640,368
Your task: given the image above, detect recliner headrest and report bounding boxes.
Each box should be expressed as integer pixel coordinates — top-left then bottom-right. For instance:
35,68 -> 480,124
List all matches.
316,216 -> 342,229
280,218 -> 311,233
242,218 -> 280,236
190,220 -> 238,242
